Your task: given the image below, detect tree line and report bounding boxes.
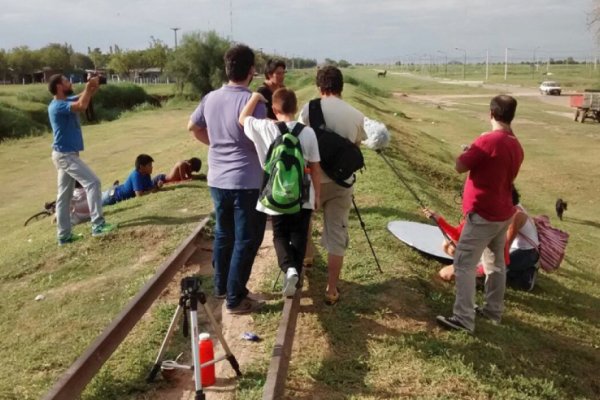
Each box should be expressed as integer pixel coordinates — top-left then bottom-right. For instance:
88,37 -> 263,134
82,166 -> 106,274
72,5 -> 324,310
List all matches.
0,31 -> 318,97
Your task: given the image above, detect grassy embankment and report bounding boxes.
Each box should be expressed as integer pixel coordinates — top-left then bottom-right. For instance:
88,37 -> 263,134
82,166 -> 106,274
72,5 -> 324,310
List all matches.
1,70 -> 599,399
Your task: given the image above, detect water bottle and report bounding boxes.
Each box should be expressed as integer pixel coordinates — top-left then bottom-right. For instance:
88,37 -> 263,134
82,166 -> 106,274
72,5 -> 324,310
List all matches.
198,332 -> 216,386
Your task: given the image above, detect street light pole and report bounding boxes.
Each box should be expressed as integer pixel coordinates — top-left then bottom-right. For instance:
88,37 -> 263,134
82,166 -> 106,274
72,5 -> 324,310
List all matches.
437,50 -> 447,77
486,49 -> 489,81
170,27 -> 180,50
532,46 -> 540,79
455,48 -> 466,80
504,47 -> 509,81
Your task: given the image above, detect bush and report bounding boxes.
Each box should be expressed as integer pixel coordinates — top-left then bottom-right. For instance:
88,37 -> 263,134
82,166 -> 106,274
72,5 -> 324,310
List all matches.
0,104 -> 46,141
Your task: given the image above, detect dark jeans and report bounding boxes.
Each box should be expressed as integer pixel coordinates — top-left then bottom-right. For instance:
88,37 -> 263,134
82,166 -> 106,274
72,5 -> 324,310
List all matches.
210,187 -> 266,308
271,209 -> 312,276
507,248 -> 540,290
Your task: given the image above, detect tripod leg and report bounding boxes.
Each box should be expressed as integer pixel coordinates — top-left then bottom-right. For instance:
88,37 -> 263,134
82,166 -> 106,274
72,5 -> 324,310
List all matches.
352,197 -> 383,273
272,269 -> 282,291
202,302 -> 242,377
147,305 -> 183,382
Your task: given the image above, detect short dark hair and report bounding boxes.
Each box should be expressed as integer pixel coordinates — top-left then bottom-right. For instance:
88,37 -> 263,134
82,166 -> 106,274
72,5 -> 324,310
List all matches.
512,186 -> 520,206
224,44 -> 255,82
48,74 -> 64,95
490,95 -> 517,124
272,88 -> 297,115
135,154 -> 154,170
316,66 -> 344,95
264,59 -> 286,79
188,157 -> 202,172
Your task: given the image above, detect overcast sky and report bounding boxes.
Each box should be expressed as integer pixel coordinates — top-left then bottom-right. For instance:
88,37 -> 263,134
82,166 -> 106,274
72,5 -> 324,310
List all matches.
0,0 -> 597,63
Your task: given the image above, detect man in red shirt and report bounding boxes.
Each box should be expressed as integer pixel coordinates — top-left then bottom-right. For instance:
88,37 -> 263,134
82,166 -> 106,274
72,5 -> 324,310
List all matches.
437,95 -> 524,334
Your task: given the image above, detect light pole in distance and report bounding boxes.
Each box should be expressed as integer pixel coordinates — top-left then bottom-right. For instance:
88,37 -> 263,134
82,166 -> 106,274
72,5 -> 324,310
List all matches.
455,47 -> 466,80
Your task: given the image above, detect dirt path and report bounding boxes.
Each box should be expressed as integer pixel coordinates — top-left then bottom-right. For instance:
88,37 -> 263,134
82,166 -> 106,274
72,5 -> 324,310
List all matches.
148,225 -> 277,400
389,71 -> 573,110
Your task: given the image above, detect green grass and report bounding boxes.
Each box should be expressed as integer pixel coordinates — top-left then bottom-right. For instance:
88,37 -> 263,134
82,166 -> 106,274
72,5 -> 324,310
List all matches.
1,69 -> 599,399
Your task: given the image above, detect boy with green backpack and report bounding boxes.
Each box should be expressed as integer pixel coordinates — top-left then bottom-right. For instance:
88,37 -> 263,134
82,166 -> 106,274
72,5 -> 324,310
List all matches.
239,88 -> 321,297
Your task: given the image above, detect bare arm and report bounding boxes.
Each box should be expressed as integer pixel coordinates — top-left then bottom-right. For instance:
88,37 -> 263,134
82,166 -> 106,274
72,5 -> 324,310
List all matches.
187,120 -> 210,145
239,92 -> 267,126
455,158 -> 469,173
506,211 -> 527,248
309,161 -> 321,211
70,78 -> 99,112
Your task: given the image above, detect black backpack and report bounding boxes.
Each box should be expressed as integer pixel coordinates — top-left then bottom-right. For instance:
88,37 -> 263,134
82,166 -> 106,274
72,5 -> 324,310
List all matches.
308,99 -> 364,188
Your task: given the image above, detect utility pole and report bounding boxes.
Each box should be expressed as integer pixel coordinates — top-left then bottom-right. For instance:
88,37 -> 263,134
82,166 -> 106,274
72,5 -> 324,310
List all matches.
230,0 -> 233,39
437,51 -> 447,77
170,27 -> 180,50
486,49 -> 489,81
455,48 -> 466,80
504,47 -> 509,81
532,46 -> 540,79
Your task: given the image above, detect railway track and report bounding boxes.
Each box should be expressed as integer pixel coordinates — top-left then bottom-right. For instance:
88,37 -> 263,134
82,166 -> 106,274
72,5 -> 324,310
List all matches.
42,216 -> 301,400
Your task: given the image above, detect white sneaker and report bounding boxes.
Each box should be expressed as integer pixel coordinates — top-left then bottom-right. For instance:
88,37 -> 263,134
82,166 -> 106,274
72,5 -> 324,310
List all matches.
283,267 -> 299,298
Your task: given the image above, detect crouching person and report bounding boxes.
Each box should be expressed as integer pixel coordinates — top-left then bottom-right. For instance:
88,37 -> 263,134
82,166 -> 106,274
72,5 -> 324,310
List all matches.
239,88 -> 321,297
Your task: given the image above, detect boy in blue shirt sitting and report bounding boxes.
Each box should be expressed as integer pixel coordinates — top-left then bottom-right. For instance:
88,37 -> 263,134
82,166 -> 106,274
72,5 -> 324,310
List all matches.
102,154 -> 163,206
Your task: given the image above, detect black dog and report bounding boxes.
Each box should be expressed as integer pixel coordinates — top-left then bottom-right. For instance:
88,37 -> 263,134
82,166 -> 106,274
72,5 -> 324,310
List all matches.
555,198 -> 568,220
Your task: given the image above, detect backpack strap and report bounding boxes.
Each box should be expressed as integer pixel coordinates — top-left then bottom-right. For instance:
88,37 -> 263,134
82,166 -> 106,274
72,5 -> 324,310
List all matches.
276,121 -> 289,135
276,122 -> 305,137
308,99 -> 326,134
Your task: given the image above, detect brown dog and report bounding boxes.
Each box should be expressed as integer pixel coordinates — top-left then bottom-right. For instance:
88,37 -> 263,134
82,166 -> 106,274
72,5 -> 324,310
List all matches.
555,198 -> 567,220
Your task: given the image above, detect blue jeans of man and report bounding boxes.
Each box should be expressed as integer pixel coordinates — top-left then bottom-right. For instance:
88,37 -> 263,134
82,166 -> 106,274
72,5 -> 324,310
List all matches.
210,188 -> 267,308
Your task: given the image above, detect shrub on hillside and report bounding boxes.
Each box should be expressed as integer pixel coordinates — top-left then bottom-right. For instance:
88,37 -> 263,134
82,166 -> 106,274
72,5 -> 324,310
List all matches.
0,104 -> 46,141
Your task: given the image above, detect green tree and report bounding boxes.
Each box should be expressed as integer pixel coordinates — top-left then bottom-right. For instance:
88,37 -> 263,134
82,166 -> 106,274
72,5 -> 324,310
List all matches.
38,43 -> 73,72
143,37 -> 170,72
70,52 -> 94,71
166,31 -> 230,96
88,47 -> 109,69
0,49 -> 8,82
338,59 -> 351,68
7,46 -> 41,80
324,58 -> 338,67
108,50 -> 143,78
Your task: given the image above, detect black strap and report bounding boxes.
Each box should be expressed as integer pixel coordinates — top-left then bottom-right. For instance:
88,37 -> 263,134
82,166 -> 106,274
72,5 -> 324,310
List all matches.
308,99 -> 326,135
276,121 -> 304,137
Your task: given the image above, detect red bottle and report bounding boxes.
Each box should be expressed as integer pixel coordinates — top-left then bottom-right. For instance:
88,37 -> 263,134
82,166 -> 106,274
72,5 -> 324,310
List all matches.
198,333 -> 216,386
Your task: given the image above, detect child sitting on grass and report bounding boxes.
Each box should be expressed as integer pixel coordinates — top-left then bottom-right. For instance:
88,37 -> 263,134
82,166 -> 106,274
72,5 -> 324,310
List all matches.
102,154 -> 163,206
239,88 -> 321,298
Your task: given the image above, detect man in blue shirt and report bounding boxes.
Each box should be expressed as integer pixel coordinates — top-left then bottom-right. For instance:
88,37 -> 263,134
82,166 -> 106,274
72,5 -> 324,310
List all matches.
48,74 -> 115,245
102,154 -> 162,205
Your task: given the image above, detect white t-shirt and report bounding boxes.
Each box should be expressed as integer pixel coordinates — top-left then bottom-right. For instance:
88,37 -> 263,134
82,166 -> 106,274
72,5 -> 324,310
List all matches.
243,117 -> 320,215
298,96 -> 367,184
511,205 -> 539,251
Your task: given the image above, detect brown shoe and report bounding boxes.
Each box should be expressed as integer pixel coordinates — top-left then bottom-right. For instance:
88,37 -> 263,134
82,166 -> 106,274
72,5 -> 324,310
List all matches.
226,297 -> 264,315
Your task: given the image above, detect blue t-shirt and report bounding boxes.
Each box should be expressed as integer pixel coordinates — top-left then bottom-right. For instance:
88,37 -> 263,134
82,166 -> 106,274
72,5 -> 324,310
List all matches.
48,96 -> 84,153
114,170 -> 153,202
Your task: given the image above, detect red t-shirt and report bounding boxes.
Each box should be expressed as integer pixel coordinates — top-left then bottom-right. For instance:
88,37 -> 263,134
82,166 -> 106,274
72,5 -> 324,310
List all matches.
459,130 -> 524,221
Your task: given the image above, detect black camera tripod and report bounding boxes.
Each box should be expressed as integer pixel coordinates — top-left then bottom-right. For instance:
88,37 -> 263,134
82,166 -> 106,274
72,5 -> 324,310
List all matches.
147,276 -> 241,400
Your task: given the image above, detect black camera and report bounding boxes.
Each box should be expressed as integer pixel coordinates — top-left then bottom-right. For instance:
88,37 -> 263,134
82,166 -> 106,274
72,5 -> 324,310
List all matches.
84,71 -> 107,85
180,276 -> 202,295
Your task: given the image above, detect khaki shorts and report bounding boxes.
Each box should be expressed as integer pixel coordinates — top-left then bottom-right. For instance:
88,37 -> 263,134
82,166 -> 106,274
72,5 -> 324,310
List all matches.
319,182 -> 353,256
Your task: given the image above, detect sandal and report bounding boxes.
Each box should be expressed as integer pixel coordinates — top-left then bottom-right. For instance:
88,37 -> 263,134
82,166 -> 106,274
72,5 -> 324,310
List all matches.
324,288 -> 340,306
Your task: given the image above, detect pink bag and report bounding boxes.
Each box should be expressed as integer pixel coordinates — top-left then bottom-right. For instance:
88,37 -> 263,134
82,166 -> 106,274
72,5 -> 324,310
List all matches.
530,215 -> 569,273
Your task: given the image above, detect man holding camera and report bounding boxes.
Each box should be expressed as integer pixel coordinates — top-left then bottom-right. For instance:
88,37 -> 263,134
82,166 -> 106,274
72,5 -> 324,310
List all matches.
48,74 -> 115,245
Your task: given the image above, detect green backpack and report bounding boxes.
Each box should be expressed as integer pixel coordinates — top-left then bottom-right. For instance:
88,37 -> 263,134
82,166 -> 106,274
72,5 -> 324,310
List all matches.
259,122 -> 306,214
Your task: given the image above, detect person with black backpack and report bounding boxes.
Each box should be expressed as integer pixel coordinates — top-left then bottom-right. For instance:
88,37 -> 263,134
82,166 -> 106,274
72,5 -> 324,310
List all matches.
239,88 -> 321,298
298,66 -> 367,305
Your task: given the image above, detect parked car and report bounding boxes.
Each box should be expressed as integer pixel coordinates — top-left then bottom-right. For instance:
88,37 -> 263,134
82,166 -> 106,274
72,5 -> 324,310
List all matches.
540,81 -> 561,95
